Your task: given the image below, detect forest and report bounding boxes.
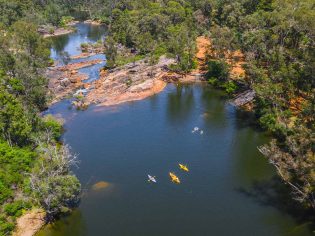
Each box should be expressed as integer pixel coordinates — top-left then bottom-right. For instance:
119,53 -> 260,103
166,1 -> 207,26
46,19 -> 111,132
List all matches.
0,0 -> 314,235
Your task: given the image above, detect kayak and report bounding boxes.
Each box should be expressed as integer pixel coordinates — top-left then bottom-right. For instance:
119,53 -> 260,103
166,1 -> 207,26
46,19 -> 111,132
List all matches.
148,175 -> 157,183
179,164 -> 189,172
169,172 -> 180,184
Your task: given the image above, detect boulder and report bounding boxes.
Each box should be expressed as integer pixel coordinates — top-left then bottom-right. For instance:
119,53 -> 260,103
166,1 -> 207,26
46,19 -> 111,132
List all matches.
60,78 -> 71,87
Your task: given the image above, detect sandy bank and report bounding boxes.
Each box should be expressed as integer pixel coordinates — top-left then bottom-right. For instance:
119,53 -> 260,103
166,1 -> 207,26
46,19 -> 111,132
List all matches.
13,209 -> 46,236
84,20 -> 104,25
195,36 -> 246,80
42,28 -> 74,38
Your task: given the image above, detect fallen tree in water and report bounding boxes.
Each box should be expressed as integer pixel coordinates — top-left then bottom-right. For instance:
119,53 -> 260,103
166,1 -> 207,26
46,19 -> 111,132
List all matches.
258,125 -> 315,210
231,89 -> 255,107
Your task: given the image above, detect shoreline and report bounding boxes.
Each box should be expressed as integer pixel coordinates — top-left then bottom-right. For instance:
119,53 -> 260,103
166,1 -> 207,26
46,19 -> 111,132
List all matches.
40,20 -> 105,39
13,209 -> 46,236
83,19 -> 105,25
82,56 -> 206,109
42,27 -> 75,38
46,35 -> 210,109
40,21 -> 79,38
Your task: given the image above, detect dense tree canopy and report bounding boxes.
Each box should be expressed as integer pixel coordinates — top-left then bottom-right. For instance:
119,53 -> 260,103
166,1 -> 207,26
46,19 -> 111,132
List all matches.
0,3 -> 81,235
203,0 -> 315,209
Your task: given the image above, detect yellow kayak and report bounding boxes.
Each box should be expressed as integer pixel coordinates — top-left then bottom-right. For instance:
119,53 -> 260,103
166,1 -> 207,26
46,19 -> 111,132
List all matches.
179,164 -> 189,172
169,172 -> 180,184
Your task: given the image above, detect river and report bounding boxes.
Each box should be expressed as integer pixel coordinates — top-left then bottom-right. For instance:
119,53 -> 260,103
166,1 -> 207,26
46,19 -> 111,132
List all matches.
37,23 -> 313,236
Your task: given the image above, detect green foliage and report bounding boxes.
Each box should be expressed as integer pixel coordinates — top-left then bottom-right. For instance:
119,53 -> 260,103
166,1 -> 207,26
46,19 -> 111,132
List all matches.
44,3 -> 68,26
4,201 -> 31,217
207,0 -> 315,209
30,144 -> 81,217
0,218 -> 15,235
104,36 -> 118,68
0,0 -> 33,26
0,21 -> 50,111
206,60 -> 229,82
0,142 -> 35,201
42,115 -> 64,141
115,54 -> 146,67
60,16 -> 74,27
108,0 -> 197,71
80,42 -> 89,52
0,180 -> 12,204
0,88 -> 32,146
0,4 -> 82,234
0,140 -> 35,235
221,81 -> 238,94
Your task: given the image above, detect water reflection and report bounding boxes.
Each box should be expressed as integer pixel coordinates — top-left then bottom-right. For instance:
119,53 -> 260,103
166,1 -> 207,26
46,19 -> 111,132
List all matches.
230,127 -> 273,186
50,34 -> 70,55
87,25 -> 107,41
166,85 -> 195,124
200,86 -> 228,128
50,23 -> 107,62
238,176 -> 315,235
36,210 -> 86,236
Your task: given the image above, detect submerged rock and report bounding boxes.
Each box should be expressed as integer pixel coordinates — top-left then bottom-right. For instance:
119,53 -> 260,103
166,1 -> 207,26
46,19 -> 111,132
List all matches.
92,181 -> 111,191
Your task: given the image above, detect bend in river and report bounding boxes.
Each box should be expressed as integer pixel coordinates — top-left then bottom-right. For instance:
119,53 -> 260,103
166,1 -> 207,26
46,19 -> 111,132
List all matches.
38,23 -> 314,236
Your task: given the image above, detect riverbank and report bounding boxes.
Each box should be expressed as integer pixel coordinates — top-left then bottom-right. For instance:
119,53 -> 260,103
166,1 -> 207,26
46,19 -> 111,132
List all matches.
48,55 -> 205,109
42,27 -> 75,38
47,35 -> 209,108
38,21 -> 79,38
13,209 -> 46,236
83,19 -> 105,25
85,57 -> 173,106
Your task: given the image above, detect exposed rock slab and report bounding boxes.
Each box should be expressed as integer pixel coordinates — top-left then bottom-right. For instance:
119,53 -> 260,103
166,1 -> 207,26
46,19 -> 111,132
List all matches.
58,59 -> 103,71
85,57 -> 175,106
70,52 -> 97,60
42,28 -> 74,38
47,67 -> 89,104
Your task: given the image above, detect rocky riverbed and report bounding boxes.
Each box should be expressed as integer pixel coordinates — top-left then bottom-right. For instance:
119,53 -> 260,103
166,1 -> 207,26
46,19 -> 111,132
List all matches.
46,59 -> 104,104
46,34 -> 212,109
47,55 -> 206,109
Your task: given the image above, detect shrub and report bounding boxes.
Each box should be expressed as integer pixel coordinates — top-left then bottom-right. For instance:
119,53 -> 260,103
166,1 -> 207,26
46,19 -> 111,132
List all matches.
0,181 -> 12,204
0,220 -> 15,235
221,81 -> 238,94
4,201 -> 30,217
206,60 -> 229,81
42,115 -> 64,141
60,16 -> 74,27
80,43 -> 89,52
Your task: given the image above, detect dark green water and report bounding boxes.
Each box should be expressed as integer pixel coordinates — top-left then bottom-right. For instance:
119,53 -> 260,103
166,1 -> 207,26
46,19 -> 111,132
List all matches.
38,85 -> 313,236
38,24 -> 314,236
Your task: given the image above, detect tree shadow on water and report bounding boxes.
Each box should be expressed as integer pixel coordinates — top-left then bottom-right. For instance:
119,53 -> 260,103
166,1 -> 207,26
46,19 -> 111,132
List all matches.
234,108 -> 266,133
237,176 -> 315,232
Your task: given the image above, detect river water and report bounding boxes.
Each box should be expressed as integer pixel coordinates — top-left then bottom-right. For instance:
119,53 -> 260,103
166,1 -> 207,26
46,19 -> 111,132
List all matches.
37,23 -> 313,236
